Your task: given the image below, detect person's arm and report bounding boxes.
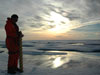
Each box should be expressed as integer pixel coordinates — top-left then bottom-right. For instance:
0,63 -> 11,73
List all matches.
18,31 -> 24,38
5,24 -> 18,38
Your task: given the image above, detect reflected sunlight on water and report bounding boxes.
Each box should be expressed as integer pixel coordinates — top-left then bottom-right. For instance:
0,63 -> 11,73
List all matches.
71,43 -> 84,46
53,57 -> 62,68
52,52 -> 71,68
51,51 -> 82,69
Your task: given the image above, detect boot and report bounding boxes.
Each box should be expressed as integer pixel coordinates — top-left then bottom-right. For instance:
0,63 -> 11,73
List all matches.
16,68 -> 23,73
8,67 -> 16,74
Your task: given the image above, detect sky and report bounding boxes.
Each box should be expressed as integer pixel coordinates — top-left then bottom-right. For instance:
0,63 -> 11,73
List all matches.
0,0 -> 100,40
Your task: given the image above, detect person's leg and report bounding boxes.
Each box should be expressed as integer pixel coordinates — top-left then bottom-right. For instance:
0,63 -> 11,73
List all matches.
8,54 -> 14,67
8,54 -> 16,74
6,38 -> 19,74
14,53 -> 19,69
14,52 -> 23,73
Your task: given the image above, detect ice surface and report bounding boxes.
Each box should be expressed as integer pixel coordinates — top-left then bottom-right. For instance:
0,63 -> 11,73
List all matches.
0,40 -> 100,75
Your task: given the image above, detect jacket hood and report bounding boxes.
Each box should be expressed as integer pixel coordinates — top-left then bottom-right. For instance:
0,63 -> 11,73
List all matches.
6,17 -> 11,24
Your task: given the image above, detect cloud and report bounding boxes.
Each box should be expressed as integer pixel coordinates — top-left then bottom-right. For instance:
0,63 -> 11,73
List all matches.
0,0 -> 100,40
85,0 -> 100,18
73,23 -> 100,32
52,0 -> 100,23
1,0 -> 100,28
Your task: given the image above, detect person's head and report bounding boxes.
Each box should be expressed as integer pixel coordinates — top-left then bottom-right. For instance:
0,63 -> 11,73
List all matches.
11,14 -> 18,23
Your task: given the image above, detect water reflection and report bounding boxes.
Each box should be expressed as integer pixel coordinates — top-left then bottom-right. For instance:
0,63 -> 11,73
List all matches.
52,55 -> 70,68
53,57 -> 62,68
71,43 -> 84,46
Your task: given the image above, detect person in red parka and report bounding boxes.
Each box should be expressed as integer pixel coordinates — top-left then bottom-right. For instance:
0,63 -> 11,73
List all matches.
5,14 -> 23,74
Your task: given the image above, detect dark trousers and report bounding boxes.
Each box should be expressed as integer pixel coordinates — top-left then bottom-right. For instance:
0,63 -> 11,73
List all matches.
8,53 -> 19,70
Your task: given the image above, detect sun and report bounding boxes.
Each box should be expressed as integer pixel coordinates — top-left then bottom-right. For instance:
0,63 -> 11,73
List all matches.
48,11 -> 72,34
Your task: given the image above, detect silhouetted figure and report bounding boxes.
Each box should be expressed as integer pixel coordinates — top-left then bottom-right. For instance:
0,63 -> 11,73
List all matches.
5,14 -> 23,74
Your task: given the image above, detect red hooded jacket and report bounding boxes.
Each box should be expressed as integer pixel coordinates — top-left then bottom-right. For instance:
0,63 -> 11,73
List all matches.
5,18 -> 20,52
